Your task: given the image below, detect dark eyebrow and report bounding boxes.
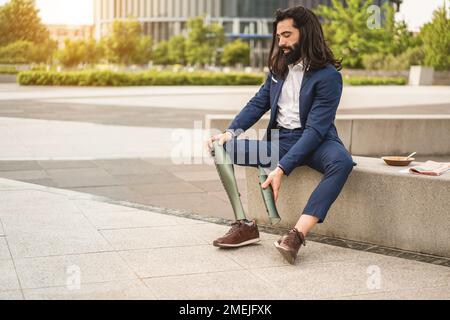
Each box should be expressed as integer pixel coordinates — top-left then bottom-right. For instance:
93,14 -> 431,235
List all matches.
276,31 -> 292,37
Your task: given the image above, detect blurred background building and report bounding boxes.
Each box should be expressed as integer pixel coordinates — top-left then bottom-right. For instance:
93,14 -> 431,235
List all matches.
46,24 -> 94,48
93,0 -> 397,67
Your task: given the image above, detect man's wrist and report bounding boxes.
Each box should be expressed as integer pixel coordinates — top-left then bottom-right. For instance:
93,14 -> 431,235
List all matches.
224,129 -> 236,138
275,165 -> 285,176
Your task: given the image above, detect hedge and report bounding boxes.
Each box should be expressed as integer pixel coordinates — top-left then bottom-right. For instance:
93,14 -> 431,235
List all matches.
343,76 -> 407,85
17,70 -> 265,86
17,70 -> 408,86
0,65 -> 19,75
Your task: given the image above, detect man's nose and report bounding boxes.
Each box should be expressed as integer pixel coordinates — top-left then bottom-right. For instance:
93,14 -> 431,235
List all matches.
278,39 -> 288,48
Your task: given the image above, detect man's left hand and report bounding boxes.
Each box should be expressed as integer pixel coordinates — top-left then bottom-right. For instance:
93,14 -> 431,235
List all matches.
261,167 -> 284,202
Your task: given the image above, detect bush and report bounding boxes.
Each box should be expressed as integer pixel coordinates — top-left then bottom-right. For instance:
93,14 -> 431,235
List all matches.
362,47 -> 425,71
343,76 -> 407,85
17,70 -> 265,86
221,39 -> 250,66
0,40 -> 56,64
0,65 -> 18,74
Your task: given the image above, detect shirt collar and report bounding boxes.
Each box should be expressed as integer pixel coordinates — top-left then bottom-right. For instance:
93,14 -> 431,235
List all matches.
288,60 -> 305,71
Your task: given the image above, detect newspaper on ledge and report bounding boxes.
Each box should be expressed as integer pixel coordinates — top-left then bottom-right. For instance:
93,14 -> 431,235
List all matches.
409,160 -> 450,176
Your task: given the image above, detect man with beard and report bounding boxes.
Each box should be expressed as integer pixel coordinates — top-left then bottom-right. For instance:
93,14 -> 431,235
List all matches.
205,6 -> 356,265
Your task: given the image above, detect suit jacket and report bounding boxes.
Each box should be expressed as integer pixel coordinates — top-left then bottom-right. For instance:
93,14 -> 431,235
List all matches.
227,63 -> 347,176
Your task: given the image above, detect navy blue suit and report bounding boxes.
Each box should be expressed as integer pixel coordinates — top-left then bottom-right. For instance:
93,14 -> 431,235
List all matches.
224,63 -> 356,223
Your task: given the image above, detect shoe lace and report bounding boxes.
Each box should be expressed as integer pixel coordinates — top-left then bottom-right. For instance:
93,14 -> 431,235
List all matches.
225,221 -> 242,236
282,228 -> 306,247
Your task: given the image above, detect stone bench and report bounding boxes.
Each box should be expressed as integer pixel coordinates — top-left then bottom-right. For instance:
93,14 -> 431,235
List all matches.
205,114 -> 450,257
205,114 -> 450,157
245,156 -> 450,258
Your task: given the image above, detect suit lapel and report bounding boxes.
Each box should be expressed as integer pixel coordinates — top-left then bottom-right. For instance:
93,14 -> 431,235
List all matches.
300,69 -> 313,92
270,79 -> 284,126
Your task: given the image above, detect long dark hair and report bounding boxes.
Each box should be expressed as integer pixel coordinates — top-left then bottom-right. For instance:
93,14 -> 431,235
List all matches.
268,6 -> 342,79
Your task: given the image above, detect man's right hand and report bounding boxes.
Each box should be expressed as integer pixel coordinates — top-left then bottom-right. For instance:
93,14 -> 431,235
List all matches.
205,131 -> 233,153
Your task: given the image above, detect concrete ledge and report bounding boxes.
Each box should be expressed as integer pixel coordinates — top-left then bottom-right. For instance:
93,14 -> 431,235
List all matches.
206,114 -> 450,156
245,155 -> 450,257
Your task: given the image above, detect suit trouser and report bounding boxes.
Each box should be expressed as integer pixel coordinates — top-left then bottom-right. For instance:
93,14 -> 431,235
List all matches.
222,128 -> 354,223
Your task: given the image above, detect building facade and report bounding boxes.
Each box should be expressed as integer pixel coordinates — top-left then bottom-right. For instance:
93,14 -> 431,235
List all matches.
46,24 -> 95,48
93,0 -> 392,67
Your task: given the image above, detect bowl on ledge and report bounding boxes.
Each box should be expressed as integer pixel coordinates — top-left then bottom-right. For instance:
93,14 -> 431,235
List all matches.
381,156 -> 415,166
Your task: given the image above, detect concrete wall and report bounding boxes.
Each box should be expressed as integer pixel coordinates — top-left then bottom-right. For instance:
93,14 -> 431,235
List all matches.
245,156 -> 450,257
206,114 -> 450,156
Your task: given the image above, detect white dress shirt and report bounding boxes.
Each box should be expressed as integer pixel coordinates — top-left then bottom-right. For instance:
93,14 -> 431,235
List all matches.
276,62 -> 304,129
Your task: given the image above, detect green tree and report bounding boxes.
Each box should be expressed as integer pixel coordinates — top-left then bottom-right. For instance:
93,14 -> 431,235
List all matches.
221,39 -> 250,66
152,40 -> 170,65
83,38 -> 105,66
185,17 -> 225,66
419,4 -> 450,70
131,36 -> 152,65
0,39 -> 56,64
57,39 -> 85,68
167,35 -> 186,65
315,0 -> 377,68
315,0 -> 416,69
377,4 -> 418,56
106,19 -> 152,65
0,0 -> 50,46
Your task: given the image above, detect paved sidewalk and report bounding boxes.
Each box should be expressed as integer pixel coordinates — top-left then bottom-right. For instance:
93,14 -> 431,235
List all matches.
2,84 -> 450,111
0,178 -> 448,300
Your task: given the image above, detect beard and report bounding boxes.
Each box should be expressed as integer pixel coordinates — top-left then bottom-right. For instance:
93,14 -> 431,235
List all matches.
280,42 -> 302,65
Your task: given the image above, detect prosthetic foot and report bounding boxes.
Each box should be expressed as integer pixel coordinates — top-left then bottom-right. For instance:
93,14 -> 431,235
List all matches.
211,140 -> 246,221
257,166 -> 281,225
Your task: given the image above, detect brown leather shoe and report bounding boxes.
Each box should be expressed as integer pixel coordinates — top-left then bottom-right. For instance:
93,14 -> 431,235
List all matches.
273,228 -> 306,264
213,220 -> 260,248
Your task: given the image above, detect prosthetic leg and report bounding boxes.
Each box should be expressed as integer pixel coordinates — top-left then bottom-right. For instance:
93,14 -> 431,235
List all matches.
257,166 -> 281,225
211,140 -> 246,221
211,140 -> 281,225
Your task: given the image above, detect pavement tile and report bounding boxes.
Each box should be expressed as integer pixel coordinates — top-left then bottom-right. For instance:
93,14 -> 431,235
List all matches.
172,170 -> 230,182
360,255 -> 450,291
46,168 -> 118,188
250,255 -> 450,299
94,159 -> 164,175
189,179 -> 246,192
119,245 -> 243,278
334,285 -> 450,300
0,237 -> 11,260
0,290 -> 23,300
0,259 -> 20,291
129,181 -> 204,196
19,178 -> 57,188
154,162 -> 216,173
0,190 -> 83,217
6,219 -> 112,258
0,170 -> 48,181
72,199 -> 138,214
83,209 -> 201,230
0,161 -> 41,172
113,173 -> 182,185
15,252 -> 137,289
143,270 -> 293,300
70,185 -> 144,203
100,225 -> 207,251
138,192 -> 233,219
38,160 -> 97,170
23,280 -> 156,300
